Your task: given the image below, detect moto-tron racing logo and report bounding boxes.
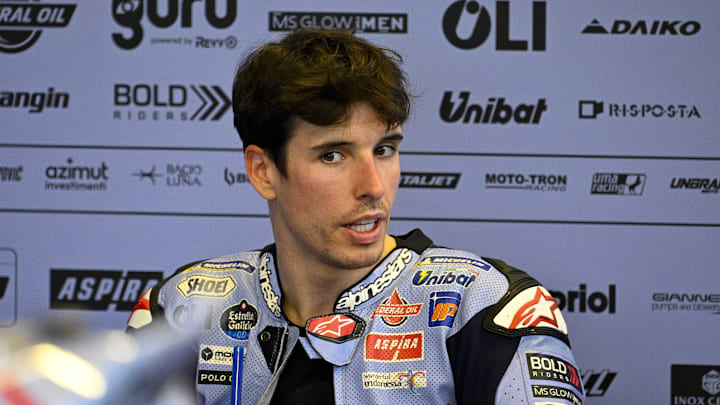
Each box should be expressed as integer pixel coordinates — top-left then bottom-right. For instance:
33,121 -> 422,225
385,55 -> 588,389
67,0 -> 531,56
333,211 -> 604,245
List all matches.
0,1 -> 76,53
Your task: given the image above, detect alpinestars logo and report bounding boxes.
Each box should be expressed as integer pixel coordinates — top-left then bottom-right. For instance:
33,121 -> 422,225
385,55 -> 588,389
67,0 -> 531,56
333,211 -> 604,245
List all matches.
113,83 -> 230,121
269,12 -> 407,33
0,1 -> 76,53
441,92 -> 547,124
111,0 -> 238,50
442,1 -> 546,51
591,173 -> 646,196
50,269 -> 163,311
582,19 -> 700,36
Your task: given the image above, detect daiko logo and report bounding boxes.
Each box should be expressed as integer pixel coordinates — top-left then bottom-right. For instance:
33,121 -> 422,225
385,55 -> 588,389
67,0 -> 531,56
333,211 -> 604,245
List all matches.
0,1 -> 76,53
442,1 -> 546,51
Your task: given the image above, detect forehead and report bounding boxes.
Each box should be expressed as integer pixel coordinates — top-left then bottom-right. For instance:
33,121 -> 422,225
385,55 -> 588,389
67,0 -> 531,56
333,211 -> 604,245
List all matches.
288,103 -> 400,145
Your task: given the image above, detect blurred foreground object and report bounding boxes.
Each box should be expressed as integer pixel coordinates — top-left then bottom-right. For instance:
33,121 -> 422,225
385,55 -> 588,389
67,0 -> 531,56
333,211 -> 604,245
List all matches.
0,315 -> 196,405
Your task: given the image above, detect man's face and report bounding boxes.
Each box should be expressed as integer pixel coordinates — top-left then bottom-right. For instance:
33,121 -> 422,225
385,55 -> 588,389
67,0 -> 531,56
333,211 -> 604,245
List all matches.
270,103 -> 403,270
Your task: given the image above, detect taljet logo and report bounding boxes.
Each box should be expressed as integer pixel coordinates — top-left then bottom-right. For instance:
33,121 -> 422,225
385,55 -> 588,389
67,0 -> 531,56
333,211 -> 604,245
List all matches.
671,178 -> 720,194
269,12 -> 407,33
582,369 -> 617,397
45,158 -> 109,192
0,88 -> 69,113
579,100 -> 700,119
549,284 -> 616,314
672,365 -> 720,404
442,0 -> 546,51
50,269 -> 163,311
113,83 -> 230,122
582,19 -> 701,36
486,173 -> 567,192
111,0 -> 238,50
0,1 -> 76,53
399,172 -> 460,189
440,92 -> 547,125
132,164 -> 203,187
591,173 -> 646,196
0,165 -> 22,182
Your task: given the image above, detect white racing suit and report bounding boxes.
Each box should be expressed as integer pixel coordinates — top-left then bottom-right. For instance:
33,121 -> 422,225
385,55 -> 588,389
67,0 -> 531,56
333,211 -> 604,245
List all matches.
127,229 -> 585,405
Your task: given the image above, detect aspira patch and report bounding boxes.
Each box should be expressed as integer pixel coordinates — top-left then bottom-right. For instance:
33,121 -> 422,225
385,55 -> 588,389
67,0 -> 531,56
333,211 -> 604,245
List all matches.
176,274 -> 237,298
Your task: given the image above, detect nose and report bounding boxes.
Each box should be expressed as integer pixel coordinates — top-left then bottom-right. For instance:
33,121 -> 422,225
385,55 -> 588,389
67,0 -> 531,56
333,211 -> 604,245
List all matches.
354,155 -> 385,201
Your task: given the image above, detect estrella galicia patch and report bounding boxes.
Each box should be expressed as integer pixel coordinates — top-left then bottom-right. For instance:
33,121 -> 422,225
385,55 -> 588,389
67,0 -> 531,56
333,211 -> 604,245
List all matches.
192,260 -> 255,273
176,274 -> 237,298
220,300 -> 258,340
526,353 -> 583,393
428,291 -> 461,328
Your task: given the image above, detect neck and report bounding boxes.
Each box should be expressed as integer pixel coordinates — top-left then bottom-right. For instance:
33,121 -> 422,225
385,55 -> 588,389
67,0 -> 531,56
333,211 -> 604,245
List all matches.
275,234 -> 397,326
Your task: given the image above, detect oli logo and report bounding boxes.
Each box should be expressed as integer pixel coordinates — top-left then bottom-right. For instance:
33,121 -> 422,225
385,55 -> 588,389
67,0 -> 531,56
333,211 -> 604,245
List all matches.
428,291 -> 461,328
111,0 -> 237,50
442,0 -> 546,51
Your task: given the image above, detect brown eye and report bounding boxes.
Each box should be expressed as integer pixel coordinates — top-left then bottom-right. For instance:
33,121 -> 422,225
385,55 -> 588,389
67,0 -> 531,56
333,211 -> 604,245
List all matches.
375,145 -> 396,157
321,151 -> 343,163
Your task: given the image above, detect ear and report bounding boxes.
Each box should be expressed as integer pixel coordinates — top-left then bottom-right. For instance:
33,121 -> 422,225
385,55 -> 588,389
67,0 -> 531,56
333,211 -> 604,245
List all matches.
244,144 -> 278,200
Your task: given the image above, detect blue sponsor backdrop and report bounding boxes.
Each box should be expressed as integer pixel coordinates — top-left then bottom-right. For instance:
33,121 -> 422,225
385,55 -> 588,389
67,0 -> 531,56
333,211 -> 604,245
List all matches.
1,1 -> 719,404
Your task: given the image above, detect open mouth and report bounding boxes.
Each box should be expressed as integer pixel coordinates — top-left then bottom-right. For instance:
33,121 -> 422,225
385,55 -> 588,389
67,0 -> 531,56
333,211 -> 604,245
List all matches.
344,218 -> 379,233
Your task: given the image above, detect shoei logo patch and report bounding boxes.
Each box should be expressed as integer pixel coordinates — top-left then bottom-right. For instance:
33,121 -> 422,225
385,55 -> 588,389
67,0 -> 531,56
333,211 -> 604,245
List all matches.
493,286 -> 568,335
370,289 -> 422,327
428,291 -> 461,328
0,1 -> 76,53
364,332 -> 424,362
306,313 -> 365,343
177,274 -> 236,298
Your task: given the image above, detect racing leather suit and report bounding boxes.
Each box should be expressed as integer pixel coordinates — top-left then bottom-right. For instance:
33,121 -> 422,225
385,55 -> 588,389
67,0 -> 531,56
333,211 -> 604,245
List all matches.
127,229 -> 585,404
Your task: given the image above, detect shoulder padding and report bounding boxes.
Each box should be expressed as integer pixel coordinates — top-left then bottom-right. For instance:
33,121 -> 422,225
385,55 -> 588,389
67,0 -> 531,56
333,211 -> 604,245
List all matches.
148,259 -> 205,317
481,257 -> 570,347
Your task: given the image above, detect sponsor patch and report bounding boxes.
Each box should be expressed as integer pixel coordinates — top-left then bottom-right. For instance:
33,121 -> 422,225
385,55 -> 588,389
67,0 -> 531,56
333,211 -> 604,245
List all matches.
532,385 -> 582,405
493,286 -> 568,335
176,274 -> 236,298
428,291 -> 461,328
411,269 -> 476,288
362,370 -> 427,394
190,260 -> 255,273
306,313 -> 366,344
198,370 -> 232,385
370,289 -> 422,327
526,353 -> 583,392
258,254 -> 282,317
336,249 -> 414,311
199,345 -> 234,366
412,256 -> 491,272
220,300 -> 258,340
364,332 -> 423,362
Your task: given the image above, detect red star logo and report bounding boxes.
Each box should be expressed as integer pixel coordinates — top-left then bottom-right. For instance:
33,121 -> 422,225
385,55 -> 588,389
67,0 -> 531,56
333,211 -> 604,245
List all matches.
509,287 -> 560,329
307,314 -> 356,338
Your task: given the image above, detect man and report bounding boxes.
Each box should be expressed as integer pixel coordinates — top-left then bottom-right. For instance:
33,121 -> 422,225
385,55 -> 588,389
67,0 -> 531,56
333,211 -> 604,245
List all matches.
127,29 -> 585,405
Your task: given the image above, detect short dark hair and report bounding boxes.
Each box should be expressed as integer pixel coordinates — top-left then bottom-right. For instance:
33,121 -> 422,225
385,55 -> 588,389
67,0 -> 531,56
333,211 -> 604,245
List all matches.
232,29 -> 411,175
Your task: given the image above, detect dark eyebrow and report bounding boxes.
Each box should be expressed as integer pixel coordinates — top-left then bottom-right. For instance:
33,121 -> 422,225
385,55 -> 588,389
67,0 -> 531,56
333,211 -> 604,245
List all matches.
309,133 -> 404,152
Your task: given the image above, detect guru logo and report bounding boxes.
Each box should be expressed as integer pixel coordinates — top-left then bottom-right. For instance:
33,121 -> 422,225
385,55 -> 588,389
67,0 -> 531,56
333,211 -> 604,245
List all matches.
0,1 -> 76,53
442,0 -> 546,51
111,0 -> 237,50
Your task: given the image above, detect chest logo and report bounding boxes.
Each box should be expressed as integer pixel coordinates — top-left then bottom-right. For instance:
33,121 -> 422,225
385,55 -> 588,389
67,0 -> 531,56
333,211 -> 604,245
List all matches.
370,289 -> 422,327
